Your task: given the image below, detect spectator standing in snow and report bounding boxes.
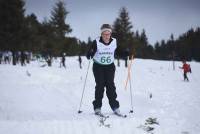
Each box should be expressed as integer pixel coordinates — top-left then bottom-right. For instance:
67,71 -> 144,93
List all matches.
60,53 -> 66,68
20,51 -> 26,66
123,48 -> 129,68
46,55 -> 52,67
179,60 -> 191,81
86,24 -> 121,115
78,55 -> 82,69
4,51 -> 9,64
0,51 -> 2,64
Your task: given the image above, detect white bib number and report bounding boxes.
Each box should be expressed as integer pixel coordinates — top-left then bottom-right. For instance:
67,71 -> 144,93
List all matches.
100,56 -> 111,64
93,37 -> 117,65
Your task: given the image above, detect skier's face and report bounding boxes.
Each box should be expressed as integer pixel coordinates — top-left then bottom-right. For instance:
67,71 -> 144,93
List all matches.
101,31 -> 111,43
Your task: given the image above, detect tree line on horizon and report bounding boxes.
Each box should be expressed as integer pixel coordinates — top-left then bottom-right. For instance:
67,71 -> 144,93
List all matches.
0,0 -> 200,61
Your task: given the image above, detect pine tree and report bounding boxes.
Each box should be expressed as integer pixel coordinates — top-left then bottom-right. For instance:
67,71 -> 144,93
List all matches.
40,19 -> 55,56
112,7 -> 134,57
136,29 -> 153,58
50,0 -> 72,38
0,0 -> 26,65
154,41 -> 161,59
140,29 -> 148,46
0,0 -> 25,51
24,13 -> 41,52
48,0 -> 73,55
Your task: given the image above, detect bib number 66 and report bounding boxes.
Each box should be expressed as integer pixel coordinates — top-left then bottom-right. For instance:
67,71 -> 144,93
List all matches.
101,56 -> 111,64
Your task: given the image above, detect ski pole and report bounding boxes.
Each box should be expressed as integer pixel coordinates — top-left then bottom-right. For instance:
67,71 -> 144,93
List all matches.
124,54 -> 134,113
78,59 -> 91,113
125,54 -> 134,90
129,66 -> 133,113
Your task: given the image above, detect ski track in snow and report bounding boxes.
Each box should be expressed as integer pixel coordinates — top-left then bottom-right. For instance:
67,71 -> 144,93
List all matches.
0,57 -> 200,134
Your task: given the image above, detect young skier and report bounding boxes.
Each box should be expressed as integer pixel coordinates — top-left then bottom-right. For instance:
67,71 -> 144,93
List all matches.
179,60 -> 191,81
86,24 -> 121,115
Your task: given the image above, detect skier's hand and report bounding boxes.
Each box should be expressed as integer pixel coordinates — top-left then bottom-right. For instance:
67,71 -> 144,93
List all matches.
86,52 -> 93,60
86,55 -> 92,60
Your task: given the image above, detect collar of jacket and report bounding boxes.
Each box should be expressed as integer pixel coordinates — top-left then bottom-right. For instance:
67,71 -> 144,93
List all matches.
99,37 -> 113,45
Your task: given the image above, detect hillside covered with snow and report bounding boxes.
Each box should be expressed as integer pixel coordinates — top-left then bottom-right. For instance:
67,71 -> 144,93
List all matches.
0,57 -> 200,134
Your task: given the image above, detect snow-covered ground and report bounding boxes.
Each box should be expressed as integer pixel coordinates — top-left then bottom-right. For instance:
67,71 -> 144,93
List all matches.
0,57 -> 200,134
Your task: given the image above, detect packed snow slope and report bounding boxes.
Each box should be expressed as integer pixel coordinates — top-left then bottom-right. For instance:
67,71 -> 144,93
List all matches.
0,57 -> 200,134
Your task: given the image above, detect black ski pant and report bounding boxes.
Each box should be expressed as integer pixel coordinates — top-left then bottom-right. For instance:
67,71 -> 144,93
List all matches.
92,62 -> 119,111
184,72 -> 189,81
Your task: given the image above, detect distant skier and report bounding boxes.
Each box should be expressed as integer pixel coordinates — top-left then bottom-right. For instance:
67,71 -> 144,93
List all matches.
179,60 -> 191,81
4,51 -> 9,64
20,51 -> 26,66
60,53 -> 66,68
86,24 -> 121,115
123,48 -> 129,68
46,55 -> 52,67
0,51 -> 2,64
78,55 -> 82,69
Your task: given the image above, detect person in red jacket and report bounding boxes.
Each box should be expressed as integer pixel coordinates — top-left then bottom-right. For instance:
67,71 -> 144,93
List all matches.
179,60 -> 191,81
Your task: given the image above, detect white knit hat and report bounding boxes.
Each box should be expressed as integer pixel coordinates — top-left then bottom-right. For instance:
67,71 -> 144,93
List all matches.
101,24 -> 112,33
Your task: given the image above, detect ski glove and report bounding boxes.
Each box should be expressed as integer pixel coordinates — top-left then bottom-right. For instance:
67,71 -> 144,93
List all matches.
86,50 -> 95,60
86,52 -> 93,60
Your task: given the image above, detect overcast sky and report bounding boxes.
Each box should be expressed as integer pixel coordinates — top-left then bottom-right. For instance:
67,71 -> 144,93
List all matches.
25,0 -> 200,45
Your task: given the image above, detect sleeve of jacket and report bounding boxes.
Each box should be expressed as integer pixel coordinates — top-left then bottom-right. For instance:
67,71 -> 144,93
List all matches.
86,40 -> 97,59
114,41 -> 121,58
